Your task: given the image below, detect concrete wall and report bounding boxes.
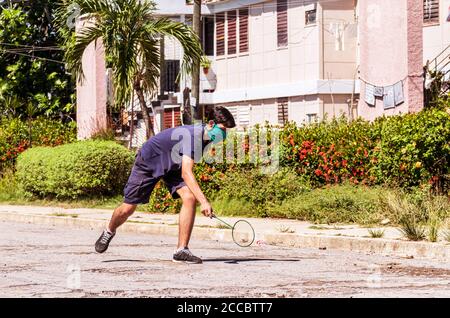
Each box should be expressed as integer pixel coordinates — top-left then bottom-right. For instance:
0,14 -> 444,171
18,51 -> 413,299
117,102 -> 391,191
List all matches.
357,0 -> 423,121
321,0 -> 358,80
75,18 -> 107,140
213,0 -> 321,92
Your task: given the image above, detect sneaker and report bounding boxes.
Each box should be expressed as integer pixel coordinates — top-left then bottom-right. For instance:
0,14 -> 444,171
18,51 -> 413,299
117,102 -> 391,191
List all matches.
173,248 -> 203,264
95,229 -> 115,253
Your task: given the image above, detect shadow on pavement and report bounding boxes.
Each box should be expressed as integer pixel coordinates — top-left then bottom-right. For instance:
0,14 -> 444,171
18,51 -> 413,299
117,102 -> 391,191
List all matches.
102,259 -> 146,263
203,258 -> 301,264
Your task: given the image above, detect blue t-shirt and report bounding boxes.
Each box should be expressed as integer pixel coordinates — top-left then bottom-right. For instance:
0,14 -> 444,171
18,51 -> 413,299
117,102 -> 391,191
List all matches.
139,124 -> 210,177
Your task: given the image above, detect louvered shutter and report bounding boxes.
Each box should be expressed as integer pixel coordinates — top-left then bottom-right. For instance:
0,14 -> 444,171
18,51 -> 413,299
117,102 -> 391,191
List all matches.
227,11 -> 237,55
239,8 -> 249,53
277,0 -> 288,47
424,0 -> 440,24
216,13 -> 226,56
277,97 -> 289,125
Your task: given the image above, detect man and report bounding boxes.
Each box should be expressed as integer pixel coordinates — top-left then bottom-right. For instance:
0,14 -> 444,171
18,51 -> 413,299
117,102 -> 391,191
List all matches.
95,106 -> 236,264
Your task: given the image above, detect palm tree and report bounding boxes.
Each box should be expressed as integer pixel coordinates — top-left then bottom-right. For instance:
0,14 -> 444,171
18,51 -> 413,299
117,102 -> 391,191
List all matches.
56,0 -> 203,138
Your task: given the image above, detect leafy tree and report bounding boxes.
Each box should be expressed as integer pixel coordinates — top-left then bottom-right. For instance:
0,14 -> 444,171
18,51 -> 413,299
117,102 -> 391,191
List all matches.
0,1 -> 74,118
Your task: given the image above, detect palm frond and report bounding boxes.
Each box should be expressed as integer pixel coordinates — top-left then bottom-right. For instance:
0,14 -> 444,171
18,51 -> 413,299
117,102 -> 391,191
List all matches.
65,24 -> 103,83
145,17 -> 203,79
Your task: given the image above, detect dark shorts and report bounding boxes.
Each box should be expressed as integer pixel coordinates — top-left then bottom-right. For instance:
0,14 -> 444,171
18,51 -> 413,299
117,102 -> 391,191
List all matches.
123,152 -> 186,205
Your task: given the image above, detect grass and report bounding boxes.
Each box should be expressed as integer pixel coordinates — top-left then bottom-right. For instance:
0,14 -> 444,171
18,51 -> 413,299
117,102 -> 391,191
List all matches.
444,229 -> 450,243
276,225 -> 296,234
309,225 -> 345,230
368,229 -> 385,238
48,213 -> 78,218
399,216 -> 426,241
1,168 -> 449,233
428,217 -> 440,243
0,169 -> 144,211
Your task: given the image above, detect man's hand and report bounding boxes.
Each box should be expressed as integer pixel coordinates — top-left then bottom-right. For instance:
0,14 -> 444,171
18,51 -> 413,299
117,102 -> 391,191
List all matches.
200,201 -> 214,218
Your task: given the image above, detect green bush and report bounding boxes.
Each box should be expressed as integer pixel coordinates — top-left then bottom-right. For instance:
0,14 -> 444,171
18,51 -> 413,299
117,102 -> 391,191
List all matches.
0,117 -> 76,173
265,183 -> 387,224
16,140 -> 134,199
280,109 -> 450,192
373,109 -> 450,191
211,168 -> 310,217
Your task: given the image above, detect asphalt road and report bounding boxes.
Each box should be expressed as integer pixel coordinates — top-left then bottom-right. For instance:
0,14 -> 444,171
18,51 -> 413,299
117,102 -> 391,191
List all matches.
0,220 -> 449,298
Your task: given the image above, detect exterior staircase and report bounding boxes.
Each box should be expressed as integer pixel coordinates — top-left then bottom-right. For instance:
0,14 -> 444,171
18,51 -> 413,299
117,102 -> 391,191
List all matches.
425,44 -> 450,96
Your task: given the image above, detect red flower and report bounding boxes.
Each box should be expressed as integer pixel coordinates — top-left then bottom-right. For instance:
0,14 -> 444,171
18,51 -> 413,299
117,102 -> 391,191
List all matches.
289,135 -> 295,147
315,169 -> 323,176
342,160 -> 348,167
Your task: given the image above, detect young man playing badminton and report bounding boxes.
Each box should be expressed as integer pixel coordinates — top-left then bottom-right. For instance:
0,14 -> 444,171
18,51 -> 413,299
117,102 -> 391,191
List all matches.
95,106 -> 236,264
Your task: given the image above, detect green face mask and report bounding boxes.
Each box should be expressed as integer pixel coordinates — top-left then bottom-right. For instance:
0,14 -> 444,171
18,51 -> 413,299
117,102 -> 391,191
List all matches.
207,124 -> 227,144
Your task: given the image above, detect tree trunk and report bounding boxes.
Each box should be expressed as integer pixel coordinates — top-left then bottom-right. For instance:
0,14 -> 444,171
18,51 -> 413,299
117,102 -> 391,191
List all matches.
182,87 -> 193,125
133,79 -> 155,139
192,0 -> 201,120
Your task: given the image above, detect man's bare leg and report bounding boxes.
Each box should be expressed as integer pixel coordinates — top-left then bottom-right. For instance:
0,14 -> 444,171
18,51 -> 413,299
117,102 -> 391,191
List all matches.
108,203 -> 137,233
176,186 -> 197,249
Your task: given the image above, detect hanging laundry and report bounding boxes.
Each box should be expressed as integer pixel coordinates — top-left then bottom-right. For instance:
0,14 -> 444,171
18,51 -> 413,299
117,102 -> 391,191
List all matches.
383,85 -> 395,110
374,86 -> 384,97
364,83 -> 376,106
393,81 -> 404,106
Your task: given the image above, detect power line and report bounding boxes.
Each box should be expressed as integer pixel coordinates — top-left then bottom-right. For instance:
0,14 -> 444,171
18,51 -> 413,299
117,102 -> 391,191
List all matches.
0,49 -> 66,64
0,42 -> 63,50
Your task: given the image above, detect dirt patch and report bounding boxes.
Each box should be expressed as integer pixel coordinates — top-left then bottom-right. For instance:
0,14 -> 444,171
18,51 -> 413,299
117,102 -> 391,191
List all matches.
382,265 -> 450,278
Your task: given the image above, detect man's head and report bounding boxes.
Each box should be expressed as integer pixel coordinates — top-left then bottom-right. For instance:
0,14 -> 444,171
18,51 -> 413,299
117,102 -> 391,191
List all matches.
211,106 -> 236,129
205,106 -> 236,143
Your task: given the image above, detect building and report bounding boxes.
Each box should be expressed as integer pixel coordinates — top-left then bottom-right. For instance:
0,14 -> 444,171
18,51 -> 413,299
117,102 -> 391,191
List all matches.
76,0 -> 450,142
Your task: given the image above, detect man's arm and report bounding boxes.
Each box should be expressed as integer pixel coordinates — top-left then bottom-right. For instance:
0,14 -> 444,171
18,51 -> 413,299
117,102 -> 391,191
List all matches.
181,155 -> 214,217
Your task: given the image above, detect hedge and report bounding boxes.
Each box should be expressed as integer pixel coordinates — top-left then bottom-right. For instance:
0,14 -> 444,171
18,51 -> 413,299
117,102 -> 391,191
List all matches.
0,117 -> 76,173
16,140 -> 134,199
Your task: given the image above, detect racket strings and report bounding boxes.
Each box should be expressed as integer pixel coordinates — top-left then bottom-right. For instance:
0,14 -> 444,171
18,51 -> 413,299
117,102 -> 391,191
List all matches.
232,220 -> 256,247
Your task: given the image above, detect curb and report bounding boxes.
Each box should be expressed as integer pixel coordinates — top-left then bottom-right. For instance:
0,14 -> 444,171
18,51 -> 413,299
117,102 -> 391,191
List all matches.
1,212 -> 449,262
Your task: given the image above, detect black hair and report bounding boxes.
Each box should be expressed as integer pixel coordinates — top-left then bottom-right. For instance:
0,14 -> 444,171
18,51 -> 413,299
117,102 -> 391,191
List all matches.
211,106 -> 236,128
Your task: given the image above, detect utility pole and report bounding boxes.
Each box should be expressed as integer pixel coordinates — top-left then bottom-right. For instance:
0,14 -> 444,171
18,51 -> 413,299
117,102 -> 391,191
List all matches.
192,0 -> 202,121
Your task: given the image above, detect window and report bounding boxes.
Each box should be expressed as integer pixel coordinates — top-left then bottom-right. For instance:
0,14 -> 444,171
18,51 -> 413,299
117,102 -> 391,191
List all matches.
163,60 -> 180,93
306,114 -> 317,124
216,13 -> 225,56
277,98 -> 289,125
305,9 -> 317,25
163,107 -> 182,130
424,0 -> 439,24
227,11 -> 237,55
277,0 -> 288,47
203,16 -> 215,56
239,8 -> 249,53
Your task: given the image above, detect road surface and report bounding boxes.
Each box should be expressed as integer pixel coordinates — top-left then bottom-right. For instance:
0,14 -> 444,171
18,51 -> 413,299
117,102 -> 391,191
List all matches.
0,220 -> 449,297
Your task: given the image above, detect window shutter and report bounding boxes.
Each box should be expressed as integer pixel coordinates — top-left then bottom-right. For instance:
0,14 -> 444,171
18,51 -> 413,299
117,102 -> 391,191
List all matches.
239,8 -> 249,53
424,0 -> 440,24
216,13 -> 225,56
227,11 -> 237,55
277,97 -> 289,125
163,107 -> 182,130
277,0 -> 288,47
